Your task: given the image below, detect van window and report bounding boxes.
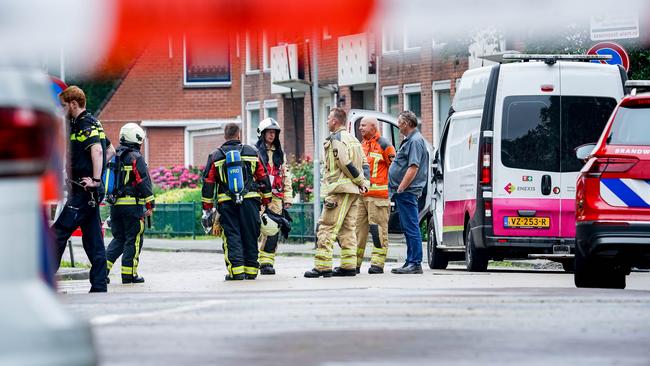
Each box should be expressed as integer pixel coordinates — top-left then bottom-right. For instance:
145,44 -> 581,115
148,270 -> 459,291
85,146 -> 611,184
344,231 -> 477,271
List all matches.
445,116 -> 481,171
561,96 -> 617,171
501,96 -> 560,172
607,106 -> 650,146
501,96 -> 616,172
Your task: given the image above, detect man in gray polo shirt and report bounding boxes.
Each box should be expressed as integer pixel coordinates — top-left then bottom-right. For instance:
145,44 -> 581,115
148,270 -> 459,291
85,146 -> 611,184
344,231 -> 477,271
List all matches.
388,111 -> 429,274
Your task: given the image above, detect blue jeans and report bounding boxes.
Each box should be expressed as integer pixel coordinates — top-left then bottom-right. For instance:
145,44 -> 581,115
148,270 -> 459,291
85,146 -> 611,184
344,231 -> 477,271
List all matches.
394,192 -> 422,265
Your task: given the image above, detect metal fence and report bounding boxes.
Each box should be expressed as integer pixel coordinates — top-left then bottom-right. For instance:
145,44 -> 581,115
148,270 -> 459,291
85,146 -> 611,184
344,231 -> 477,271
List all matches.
100,201 -> 316,241
285,203 -> 315,242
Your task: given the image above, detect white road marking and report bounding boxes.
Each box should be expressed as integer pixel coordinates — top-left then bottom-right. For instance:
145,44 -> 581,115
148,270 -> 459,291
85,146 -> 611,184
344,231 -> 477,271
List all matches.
90,299 -> 226,326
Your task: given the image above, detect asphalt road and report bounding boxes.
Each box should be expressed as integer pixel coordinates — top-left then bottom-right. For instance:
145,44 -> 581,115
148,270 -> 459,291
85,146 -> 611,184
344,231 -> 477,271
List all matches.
59,250 -> 650,366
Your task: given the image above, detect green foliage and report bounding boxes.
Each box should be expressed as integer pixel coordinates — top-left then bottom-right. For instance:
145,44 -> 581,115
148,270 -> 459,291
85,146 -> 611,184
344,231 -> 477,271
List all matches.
155,188 -> 202,204
522,23 -> 650,80
67,77 -> 123,115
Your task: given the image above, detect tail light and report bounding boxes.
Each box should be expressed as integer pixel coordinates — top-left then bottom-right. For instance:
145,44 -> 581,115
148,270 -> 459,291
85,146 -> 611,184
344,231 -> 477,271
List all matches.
484,200 -> 492,217
0,107 -> 57,177
582,157 -> 638,177
480,143 -> 492,185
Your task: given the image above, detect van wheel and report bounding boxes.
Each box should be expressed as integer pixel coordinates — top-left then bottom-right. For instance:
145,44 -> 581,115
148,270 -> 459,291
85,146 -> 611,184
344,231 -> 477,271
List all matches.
427,217 -> 448,270
561,260 -> 574,272
465,225 -> 488,272
575,250 -> 626,289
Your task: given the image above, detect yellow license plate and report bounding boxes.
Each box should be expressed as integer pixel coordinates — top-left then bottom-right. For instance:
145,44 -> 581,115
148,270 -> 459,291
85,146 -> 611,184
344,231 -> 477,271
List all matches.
504,216 -> 550,228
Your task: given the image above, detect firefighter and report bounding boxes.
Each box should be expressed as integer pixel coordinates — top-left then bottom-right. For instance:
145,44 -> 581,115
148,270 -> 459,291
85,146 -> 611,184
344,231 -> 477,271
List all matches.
52,86 -> 114,293
202,123 -> 271,281
355,116 -> 396,274
305,107 -> 369,278
105,123 -> 155,284
255,117 -> 293,275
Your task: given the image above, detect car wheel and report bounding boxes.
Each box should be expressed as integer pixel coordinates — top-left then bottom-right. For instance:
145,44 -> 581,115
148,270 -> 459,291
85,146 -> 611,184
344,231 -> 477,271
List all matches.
465,224 -> 488,272
575,250 -> 626,289
427,217 -> 448,270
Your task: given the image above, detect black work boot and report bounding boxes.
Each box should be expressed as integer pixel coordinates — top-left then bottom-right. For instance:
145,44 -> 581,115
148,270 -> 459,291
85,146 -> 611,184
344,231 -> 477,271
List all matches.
332,267 -> 357,277
368,265 -> 384,274
260,264 -> 276,275
225,273 -> 245,281
304,268 -> 333,278
391,264 -> 423,274
245,273 -> 257,280
122,274 -> 145,284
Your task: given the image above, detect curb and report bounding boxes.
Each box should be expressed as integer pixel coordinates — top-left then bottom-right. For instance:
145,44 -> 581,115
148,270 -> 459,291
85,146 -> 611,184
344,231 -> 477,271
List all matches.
56,268 -> 90,281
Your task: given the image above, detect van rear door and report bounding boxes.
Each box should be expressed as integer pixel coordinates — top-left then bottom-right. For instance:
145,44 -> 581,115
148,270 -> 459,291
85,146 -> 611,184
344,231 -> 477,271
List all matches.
492,63 -> 562,238
557,63 -> 621,238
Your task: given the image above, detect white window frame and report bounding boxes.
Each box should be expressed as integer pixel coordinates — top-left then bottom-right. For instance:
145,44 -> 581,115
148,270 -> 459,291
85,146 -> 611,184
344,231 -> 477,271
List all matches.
382,28 -> 400,55
403,83 -> 422,119
432,80 -> 452,149
403,29 -> 422,52
381,86 -> 399,114
183,36 -> 232,88
262,32 -> 272,72
263,99 -> 278,119
246,32 -> 261,75
246,101 -> 261,144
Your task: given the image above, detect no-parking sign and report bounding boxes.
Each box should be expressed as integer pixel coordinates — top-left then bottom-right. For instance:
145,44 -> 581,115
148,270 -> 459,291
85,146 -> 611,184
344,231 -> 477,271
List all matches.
587,42 -> 630,72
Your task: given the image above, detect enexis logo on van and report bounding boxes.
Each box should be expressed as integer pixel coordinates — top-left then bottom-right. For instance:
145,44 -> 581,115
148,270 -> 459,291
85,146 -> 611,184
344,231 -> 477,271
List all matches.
504,183 -> 516,194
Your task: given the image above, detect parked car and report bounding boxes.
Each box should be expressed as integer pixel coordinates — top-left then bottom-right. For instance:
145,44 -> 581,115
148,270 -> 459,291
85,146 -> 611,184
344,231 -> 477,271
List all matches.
573,80 -> 650,289
346,110 -> 436,235
430,54 -> 626,272
0,67 -> 96,365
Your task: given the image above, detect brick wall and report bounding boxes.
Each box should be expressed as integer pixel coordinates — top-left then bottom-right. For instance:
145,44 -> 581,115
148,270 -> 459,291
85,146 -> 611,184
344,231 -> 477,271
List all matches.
146,127 -> 185,169
192,131 -> 224,167
378,36 -> 468,143
99,35 -> 242,167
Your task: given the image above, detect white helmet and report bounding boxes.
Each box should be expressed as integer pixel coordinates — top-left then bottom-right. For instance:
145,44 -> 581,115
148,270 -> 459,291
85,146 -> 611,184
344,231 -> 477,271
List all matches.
257,117 -> 281,138
260,213 -> 280,236
119,123 -> 146,145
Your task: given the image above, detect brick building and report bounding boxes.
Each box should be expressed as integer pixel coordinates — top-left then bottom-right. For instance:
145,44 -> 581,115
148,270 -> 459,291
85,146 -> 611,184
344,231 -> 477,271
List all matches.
99,27 -> 499,168
99,33 -> 242,169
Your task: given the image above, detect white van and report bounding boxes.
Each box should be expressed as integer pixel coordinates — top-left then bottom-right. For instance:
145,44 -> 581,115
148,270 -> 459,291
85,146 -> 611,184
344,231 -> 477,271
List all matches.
430,55 -> 627,271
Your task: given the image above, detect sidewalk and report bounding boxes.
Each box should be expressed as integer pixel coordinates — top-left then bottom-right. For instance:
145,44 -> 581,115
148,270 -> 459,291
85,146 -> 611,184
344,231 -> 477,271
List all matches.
68,234 -> 412,263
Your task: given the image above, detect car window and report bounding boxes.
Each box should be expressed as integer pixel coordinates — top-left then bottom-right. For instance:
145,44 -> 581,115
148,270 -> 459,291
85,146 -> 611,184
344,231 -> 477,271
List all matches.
501,96 -> 560,172
445,116 -> 480,171
561,96 -> 617,172
608,106 -> 650,146
354,117 -> 401,149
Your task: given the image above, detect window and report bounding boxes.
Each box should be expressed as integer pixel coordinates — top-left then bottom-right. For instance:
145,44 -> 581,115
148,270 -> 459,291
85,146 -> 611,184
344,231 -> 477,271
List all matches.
383,94 -> 400,117
246,32 -> 261,73
501,96 -> 559,172
433,80 -> 452,148
561,96 -> 617,171
500,96 -> 616,172
403,83 -> 421,120
262,32 -> 278,72
184,34 -> 231,87
404,28 -> 425,51
382,27 -> 402,53
246,101 -> 261,144
608,106 -> 650,146
263,99 -> 278,125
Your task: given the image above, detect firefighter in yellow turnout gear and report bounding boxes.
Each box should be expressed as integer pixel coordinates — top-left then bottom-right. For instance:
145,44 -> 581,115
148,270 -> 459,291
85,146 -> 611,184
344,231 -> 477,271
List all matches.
355,116 -> 396,274
305,107 -> 369,278
256,117 -> 293,275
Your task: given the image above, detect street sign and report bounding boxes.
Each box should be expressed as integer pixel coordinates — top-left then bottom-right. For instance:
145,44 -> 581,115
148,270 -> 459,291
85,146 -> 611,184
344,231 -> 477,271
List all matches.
591,14 -> 639,41
587,42 -> 630,72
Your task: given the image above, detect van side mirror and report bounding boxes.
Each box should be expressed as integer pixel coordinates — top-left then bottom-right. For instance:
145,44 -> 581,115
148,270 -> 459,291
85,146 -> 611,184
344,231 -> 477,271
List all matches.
575,143 -> 596,162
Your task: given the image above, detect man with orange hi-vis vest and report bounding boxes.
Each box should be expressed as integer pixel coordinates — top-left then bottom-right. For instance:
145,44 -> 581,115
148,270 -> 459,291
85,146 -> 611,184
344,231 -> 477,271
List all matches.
355,116 -> 396,274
